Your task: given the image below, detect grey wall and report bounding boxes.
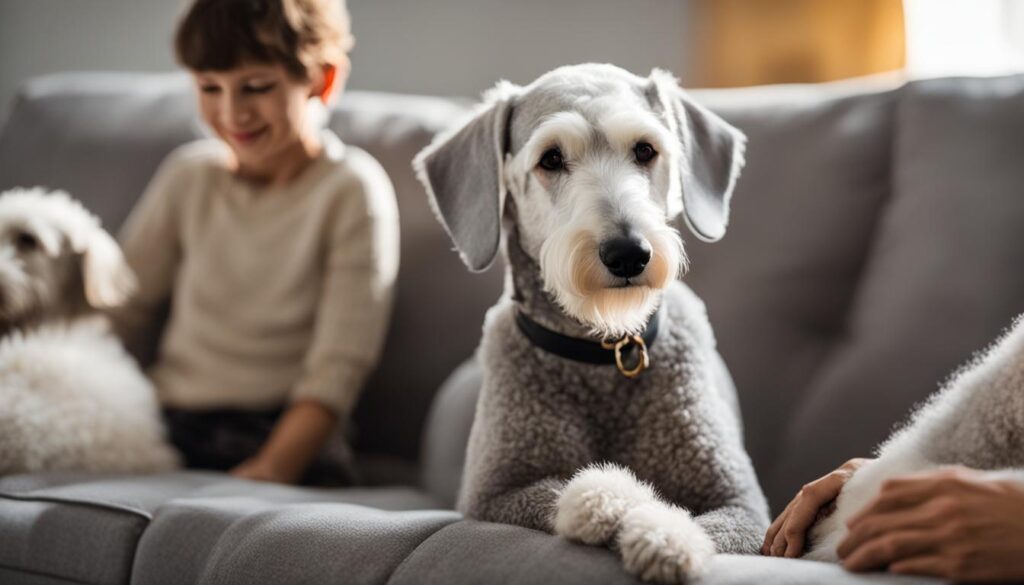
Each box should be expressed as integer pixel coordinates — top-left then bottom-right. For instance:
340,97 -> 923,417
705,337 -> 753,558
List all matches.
345,0 -> 692,96
0,0 -> 692,112
0,0 -> 182,113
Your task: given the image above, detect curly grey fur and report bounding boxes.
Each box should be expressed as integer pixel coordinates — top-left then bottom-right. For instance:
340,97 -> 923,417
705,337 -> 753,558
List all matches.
458,229 -> 769,554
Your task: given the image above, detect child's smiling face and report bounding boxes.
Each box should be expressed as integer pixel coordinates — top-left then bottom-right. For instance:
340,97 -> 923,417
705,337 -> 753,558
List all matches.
192,63 -> 322,179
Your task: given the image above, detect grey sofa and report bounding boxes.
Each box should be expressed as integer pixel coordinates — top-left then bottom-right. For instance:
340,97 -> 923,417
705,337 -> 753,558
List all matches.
1,70 -> 1023,585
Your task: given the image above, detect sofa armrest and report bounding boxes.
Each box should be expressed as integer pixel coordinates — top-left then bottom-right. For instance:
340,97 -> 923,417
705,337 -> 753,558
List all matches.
419,356 -> 481,508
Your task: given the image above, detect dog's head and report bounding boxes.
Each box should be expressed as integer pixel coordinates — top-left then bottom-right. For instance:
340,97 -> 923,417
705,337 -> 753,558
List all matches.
415,64 -> 745,336
0,188 -> 137,328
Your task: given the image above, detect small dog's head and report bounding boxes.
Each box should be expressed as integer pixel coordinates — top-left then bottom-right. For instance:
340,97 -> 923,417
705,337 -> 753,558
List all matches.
0,188 -> 136,329
415,64 -> 745,337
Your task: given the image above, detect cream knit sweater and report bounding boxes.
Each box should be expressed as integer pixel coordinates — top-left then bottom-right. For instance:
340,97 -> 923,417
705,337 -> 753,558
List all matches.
112,131 -> 399,417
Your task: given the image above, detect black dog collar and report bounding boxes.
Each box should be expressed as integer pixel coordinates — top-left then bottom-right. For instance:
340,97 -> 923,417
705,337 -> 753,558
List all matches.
514,309 -> 660,378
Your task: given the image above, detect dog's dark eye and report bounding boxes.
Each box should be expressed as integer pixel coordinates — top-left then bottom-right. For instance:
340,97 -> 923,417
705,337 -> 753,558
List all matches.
634,142 -> 657,165
539,148 -> 565,172
15,232 -> 37,252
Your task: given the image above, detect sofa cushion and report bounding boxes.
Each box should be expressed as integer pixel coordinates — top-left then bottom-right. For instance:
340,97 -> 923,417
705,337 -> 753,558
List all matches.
0,496 -> 146,585
685,81 -> 901,509
0,471 -> 445,585
0,567 -> 86,585
0,73 -> 199,232
773,74 -> 1024,501
388,519 -> 941,585
132,499 -> 458,585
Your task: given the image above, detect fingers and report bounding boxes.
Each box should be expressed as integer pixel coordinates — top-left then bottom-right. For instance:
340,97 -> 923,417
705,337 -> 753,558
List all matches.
889,555 -> 950,578
847,467 -> 974,528
846,477 -> 936,527
780,488 -> 828,557
762,502 -> 791,555
843,530 -> 938,572
838,502 -> 945,560
762,467 -> 851,557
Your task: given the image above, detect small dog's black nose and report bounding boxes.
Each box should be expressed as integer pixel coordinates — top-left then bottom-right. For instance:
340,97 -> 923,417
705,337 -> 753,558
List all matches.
599,236 -> 651,279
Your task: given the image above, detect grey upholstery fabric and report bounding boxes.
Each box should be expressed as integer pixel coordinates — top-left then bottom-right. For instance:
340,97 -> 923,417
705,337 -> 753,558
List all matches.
0,567 -> 88,585
0,471 -> 229,515
388,520 -> 942,585
420,358 -> 482,507
698,555 -> 944,584
0,497 -> 146,585
683,82 -> 902,510
0,471 -> 442,515
0,471 -> 444,585
0,73 -> 199,231
388,520 -> 643,585
330,92 -> 504,462
773,75 -> 1024,502
132,499 -> 458,585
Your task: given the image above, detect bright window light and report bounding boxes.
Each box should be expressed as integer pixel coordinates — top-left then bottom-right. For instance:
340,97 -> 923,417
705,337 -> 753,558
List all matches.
904,0 -> 1024,77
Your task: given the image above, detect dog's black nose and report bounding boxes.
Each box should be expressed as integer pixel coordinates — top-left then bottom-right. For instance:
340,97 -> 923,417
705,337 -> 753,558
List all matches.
599,236 -> 651,279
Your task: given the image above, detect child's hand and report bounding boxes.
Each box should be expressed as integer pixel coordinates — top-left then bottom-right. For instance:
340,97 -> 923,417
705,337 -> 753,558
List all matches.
230,454 -> 301,484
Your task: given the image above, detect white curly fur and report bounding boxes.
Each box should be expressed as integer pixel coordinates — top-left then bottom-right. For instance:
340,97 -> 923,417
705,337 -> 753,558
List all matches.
0,187 -> 178,474
0,318 -> 178,473
554,463 -> 659,545
617,501 -> 716,583
806,314 -> 1024,560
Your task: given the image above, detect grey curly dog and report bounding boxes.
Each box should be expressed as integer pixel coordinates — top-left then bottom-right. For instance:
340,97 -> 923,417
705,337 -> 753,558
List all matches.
414,64 -> 769,583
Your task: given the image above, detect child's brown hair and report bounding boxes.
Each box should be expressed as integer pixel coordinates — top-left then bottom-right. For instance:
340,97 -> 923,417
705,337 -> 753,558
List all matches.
175,0 -> 353,80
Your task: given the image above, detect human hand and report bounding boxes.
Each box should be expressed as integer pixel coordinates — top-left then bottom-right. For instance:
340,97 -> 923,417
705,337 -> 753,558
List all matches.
229,400 -> 337,484
838,466 -> 1024,582
762,458 -> 870,557
230,453 -> 301,484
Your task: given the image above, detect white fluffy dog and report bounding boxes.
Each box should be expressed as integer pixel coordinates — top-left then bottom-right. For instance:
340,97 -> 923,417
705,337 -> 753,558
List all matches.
806,314 -> 1024,560
0,187 -> 179,474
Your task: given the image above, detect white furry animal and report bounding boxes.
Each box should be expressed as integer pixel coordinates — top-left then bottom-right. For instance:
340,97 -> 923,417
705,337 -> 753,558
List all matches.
0,187 -> 179,474
415,64 -> 768,584
806,314 -> 1024,561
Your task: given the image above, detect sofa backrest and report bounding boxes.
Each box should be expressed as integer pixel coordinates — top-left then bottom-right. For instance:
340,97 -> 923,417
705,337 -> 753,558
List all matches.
3,73 -> 1023,511
688,75 -> 1024,508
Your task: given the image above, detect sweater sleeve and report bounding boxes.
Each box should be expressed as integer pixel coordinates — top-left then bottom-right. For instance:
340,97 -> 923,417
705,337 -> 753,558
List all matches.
107,149 -> 188,363
290,157 -> 400,418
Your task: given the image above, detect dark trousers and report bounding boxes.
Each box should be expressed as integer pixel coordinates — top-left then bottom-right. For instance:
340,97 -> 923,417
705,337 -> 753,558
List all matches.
162,407 -> 356,486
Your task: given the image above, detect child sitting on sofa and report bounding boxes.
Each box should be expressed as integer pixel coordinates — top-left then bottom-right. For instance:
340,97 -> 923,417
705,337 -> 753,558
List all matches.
111,0 -> 399,485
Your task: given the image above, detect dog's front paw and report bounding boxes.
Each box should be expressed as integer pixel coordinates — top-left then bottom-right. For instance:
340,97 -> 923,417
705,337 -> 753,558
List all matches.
554,463 -> 656,545
616,502 -> 715,584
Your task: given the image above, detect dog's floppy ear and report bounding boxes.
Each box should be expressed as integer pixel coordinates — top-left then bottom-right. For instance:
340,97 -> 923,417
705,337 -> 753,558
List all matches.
648,69 -> 746,242
80,231 -> 138,308
413,84 -> 516,272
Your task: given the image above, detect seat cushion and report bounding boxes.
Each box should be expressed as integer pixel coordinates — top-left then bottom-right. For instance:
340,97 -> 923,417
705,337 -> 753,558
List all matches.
132,499 -> 458,585
0,472 -> 226,585
0,496 -> 146,585
0,471 -> 445,585
388,519 -> 942,585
